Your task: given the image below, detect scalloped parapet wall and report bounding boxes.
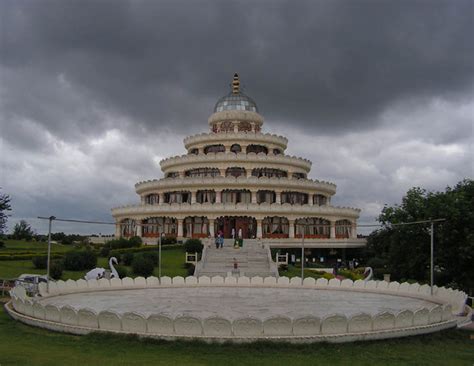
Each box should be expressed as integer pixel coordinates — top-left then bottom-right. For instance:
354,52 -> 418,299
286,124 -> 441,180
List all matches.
135,176 -> 337,195
159,152 -> 312,173
184,132 -> 288,149
8,276 -> 467,342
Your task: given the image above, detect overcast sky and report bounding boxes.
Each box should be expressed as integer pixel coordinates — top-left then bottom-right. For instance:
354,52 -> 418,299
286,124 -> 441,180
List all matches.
1,0 -> 473,235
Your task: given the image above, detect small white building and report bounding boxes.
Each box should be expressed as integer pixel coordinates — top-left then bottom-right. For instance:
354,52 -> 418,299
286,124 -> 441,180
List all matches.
112,74 -> 366,251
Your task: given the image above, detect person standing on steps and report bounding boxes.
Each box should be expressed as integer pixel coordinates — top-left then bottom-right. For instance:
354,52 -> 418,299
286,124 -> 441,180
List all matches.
238,227 -> 243,248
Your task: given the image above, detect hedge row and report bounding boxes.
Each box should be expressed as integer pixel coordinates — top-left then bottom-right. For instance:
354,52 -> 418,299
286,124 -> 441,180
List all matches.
0,253 -> 64,261
108,244 -> 182,258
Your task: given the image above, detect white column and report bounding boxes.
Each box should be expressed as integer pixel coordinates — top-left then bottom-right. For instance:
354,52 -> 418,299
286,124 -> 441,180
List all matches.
330,221 -> 336,239
136,221 -> 142,237
288,171 -> 293,179
351,222 -> 357,238
256,219 -> 263,239
209,219 -> 215,237
177,219 -> 184,238
159,193 -> 165,205
178,171 -> 185,178
275,191 -> 282,204
233,124 -> 239,133
288,219 -> 295,238
191,190 -> 197,204
115,223 -> 121,238
198,147 -> 204,155
246,168 -> 252,178
251,190 -> 257,204
215,190 -> 221,203
308,194 -> 313,206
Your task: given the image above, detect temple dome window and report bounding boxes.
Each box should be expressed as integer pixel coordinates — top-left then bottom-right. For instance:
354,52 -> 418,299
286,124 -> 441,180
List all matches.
185,168 -> 220,178
252,168 -> 287,178
263,216 -> 289,238
295,217 -> 330,238
336,219 -> 352,238
144,194 -> 160,205
273,148 -> 282,155
238,121 -> 252,132
189,148 -> 199,155
292,172 -> 306,179
226,167 -> 246,178
257,190 -> 276,204
230,144 -> 242,153
282,191 -> 309,205
166,172 -> 179,178
197,190 -> 216,203
164,191 -> 191,204
246,144 -> 268,154
313,194 -> 328,206
204,144 -> 225,154
222,189 -> 251,204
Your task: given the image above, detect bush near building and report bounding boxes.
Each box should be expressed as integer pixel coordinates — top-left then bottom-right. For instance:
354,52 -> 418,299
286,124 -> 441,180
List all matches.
131,254 -> 155,277
63,250 -> 97,271
184,239 -> 203,254
50,261 -> 64,280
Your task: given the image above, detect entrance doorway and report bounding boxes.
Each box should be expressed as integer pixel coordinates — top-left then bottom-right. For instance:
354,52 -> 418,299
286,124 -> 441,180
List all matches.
215,216 -> 257,239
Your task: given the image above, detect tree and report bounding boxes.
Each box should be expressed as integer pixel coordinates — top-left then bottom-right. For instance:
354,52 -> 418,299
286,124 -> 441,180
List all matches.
12,220 -> 35,241
366,179 -> 474,294
0,190 -> 12,235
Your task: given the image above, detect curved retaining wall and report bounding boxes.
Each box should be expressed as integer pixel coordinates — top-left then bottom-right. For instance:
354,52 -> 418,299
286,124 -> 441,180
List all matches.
6,276 -> 468,343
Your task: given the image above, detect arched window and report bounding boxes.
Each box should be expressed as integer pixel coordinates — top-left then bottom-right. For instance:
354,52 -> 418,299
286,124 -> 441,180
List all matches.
221,189 -> 251,204
196,190 -> 216,203
226,167 -> 246,178
257,190 -> 276,204
262,217 -> 289,238
292,172 -> 306,179
230,144 -> 242,153
313,194 -> 328,206
246,144 -> 268,154
164,191 -> 191,204
336,219 -> 352,238
189,148 -> 199,155
183,216 -> 209,238
204,144 -> 225,154
238,121 -> 252,132
281,191 -> 308,205
144,194 -> 160,205
120,219 -> 135,237
185,168 -> 220,178
295,217 -> 330,238
220,121 -> 234,132
251,168 -> 287,178
273,148 -> 282,155
166,172 -> 179,178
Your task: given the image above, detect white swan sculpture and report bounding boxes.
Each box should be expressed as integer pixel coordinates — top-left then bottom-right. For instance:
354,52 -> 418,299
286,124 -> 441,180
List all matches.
84,257 -> 119,281
363,267 -> 374,282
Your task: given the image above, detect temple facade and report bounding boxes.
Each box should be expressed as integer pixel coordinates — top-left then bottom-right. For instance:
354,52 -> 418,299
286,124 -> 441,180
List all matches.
112,74 -> 366,249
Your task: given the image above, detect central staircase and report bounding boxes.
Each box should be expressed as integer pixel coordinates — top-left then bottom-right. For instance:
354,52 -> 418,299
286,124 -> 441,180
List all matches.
194,239 -> 279,277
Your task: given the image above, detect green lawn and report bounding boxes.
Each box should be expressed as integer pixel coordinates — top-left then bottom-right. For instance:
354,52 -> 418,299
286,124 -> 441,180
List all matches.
0,306 -> 472,366
0,240 -> 187,280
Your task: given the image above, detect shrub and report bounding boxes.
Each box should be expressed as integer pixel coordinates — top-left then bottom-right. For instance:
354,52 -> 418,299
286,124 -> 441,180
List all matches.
108,238 -> 133,250
99,245 -> 111,258
160,236 -> 177,245
131,254 -> 155,277
50,261 -> 63,280
184,238 -> 203,254
63,250 -> 97,271
0,240 -> 5,248
128,236 -> 142,247
338,269 -> 363,281
278,264 -> 288,272
114,265 -> 128,279
121,252 -> 135,266
32,256 -> 48,269
142,251 -> 159,266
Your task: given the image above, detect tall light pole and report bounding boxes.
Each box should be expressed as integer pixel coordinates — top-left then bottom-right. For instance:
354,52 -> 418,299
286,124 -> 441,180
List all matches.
159,232 -> 163,283
430,219 -> 434,295
46,216 -> 56,291
301,226 -> 305,285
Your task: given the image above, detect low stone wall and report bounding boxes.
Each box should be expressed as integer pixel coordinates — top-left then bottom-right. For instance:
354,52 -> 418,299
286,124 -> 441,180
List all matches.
6,276 -> 468,343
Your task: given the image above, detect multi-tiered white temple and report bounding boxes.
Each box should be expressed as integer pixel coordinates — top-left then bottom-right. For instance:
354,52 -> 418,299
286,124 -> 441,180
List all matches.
112,74 -> 366,250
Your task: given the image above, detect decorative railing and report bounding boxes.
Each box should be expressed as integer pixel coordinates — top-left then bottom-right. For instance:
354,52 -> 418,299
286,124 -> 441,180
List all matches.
8,276 -> 468,342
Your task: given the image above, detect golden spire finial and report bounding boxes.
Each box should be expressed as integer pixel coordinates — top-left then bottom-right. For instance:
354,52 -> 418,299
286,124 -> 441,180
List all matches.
232,73 -> 240,94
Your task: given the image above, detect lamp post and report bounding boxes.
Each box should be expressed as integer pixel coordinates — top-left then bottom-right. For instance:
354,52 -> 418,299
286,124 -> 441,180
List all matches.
301,226 -> 305,285
46,216 -> 56,292
159,232 -> 164,283
430,219 -> 434,295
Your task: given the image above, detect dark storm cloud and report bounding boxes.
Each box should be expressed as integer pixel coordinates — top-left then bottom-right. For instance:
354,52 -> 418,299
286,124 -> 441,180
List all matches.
1,0 -> 473,143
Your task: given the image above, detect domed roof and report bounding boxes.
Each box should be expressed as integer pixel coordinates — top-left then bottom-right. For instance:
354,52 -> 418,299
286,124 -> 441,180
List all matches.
213,73 -> 259,113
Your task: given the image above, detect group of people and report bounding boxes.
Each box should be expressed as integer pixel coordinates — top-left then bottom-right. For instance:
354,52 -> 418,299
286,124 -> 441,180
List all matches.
214,227 -> 244,249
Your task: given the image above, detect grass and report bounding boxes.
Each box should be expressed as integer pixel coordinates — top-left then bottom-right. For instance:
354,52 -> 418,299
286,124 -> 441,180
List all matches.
0,306 -> 472,366
0,240 -> 187,280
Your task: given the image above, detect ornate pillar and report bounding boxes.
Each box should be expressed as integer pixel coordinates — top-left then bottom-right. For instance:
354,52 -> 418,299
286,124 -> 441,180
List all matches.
288,219 -> 295,238
330,221 -> 336,239
256,219 -> 263,239
351,222 -> 357,238
215,190 -> 222,203
191,190 -> 197,204
177,219 -> 184,238
308,194 -> 314,206
115,223 -> 121,238
140,196 -> 145,205
275,191 -> 282,204
233,124 -> 239,133
136,221 -> 142,237
159,192 -> 165,205
251,190 -> 257,204
209,219 -> 215,237
178,171 -> 185,178
198,147 -> 204,155
288,171 -> 293,179
246,168 -> 252,178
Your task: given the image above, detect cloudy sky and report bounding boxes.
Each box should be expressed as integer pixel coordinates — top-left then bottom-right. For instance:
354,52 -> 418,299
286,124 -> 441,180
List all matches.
1,0 -> 473,235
